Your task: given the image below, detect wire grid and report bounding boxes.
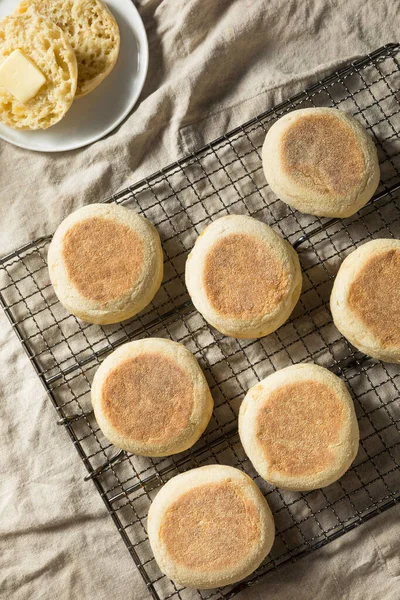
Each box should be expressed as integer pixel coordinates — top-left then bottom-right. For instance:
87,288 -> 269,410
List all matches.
1,43 -> 400,600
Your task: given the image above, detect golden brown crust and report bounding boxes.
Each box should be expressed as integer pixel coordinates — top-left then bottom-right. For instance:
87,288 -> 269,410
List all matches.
62,217 -> 144,305
281,113 -> 365,196
203,233 -> 288,319
101,353 -> 194,444
159,481 -> 260,572
256,380 -> 345,477
347,248 -> 400,348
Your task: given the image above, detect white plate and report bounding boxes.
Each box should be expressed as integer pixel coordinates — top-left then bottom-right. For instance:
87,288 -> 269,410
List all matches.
0,0 -> 148,152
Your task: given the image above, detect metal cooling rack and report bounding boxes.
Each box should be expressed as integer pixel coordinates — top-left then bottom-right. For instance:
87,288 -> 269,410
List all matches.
1,43 -> 400,600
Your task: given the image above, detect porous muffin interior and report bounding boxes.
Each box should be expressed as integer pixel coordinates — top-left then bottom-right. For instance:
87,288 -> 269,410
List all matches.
15,0 -> 120,96
0,15 -> 77,129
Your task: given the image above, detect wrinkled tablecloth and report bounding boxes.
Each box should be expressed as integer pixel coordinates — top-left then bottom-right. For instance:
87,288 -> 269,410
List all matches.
1,1 -> 399,599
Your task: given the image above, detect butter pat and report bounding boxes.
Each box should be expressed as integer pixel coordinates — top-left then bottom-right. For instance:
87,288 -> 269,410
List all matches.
0,49 -> 46,103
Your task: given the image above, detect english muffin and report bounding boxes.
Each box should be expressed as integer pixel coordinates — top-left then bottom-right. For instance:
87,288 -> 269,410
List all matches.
262,108 -> 380,218
185,215 -> 302,338
239,364 -> 359,491
0,15 -> 77,129
48,203 -> 163,325
331,238 -> 400,363
91,338 -> 213,456
15,0 -> 120,97
147,465 -> 275,588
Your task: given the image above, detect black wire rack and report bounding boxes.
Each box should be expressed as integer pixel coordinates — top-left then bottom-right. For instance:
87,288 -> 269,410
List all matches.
1,43 -> 400,600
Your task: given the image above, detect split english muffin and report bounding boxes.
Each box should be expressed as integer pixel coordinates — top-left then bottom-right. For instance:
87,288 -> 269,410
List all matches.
0,15 -> 77,129
239,364 -> 359,491
91,338 -> 213,456
15,0 -> 120,97
48,203 -> 163,325
262,107 -> 380,218
185,215 -> 302,339
331,238 -> 400,363
147,465 -> 275,588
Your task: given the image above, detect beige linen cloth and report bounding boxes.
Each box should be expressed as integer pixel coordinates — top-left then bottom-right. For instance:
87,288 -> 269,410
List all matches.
1,1 -> 399,598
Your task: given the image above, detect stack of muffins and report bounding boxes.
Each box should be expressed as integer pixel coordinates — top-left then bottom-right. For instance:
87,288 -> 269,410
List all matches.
47,107 -> 394,588
0,0 -> 120,130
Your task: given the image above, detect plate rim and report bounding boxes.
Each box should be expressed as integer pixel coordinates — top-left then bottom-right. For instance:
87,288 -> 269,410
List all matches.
0,0 -> 149,153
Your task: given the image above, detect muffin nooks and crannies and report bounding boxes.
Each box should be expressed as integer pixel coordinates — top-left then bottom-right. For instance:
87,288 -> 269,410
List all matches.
239,364 -> 359,491
48,204 -> 163,325
331,238 -> 400,363
15,0 -> 120,97
0,15 -> 77,129
91,339 -> 213,456
262,108 -> 380,218
147,465 -> 275,588
185,215 -> 302,339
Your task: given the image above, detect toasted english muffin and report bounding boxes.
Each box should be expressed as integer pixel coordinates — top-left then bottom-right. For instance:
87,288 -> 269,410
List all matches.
331,238 -> 400,363
185,215 -> 302,338
48,203 -> 163,325
239,364 -> 359,491
91,338 -> 214,456
147,465 -> 275,588
262,108 -> 380,218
